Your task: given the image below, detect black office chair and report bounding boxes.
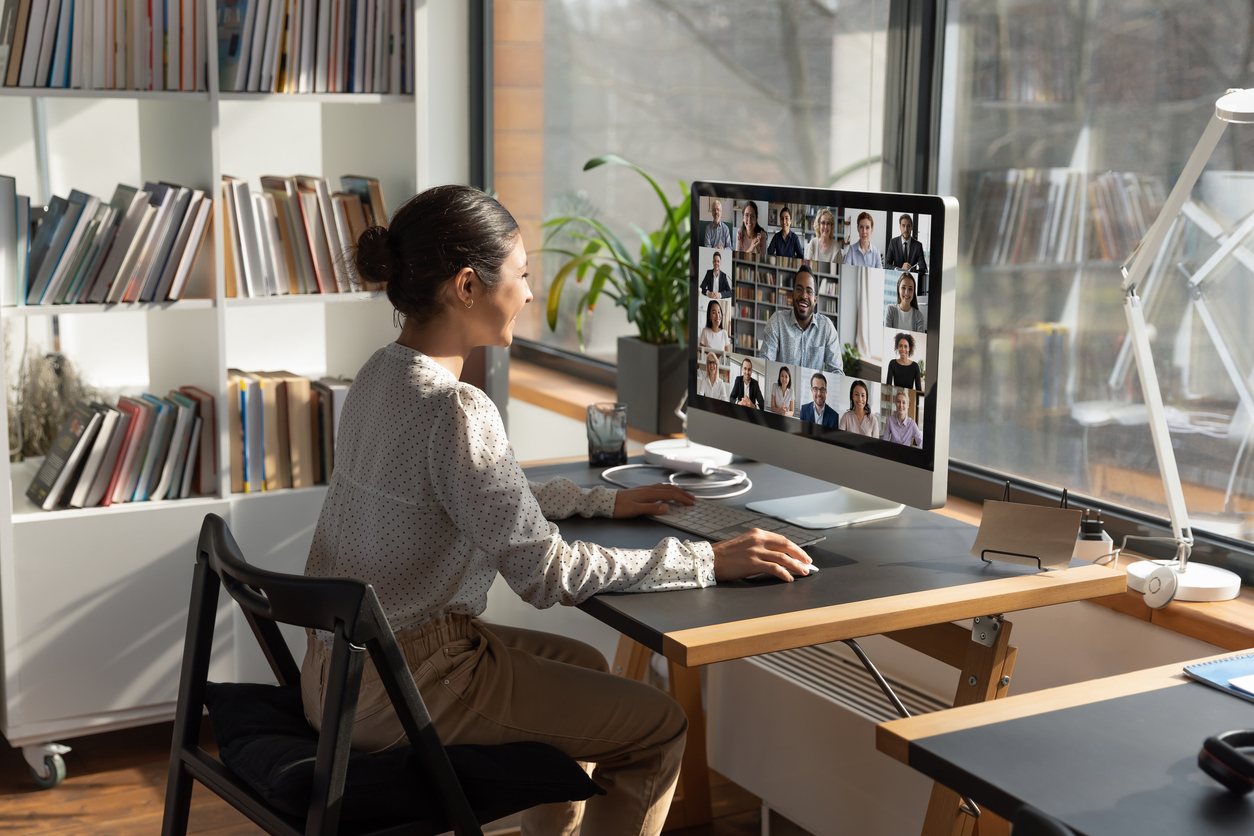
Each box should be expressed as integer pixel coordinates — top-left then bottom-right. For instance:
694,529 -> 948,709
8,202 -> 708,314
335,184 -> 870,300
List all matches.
1012,804 -> 1077,836
162,514 -> 602,836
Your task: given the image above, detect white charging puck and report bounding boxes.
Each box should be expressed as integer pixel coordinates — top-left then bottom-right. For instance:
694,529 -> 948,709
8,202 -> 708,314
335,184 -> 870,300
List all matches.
1141,565 -> 1179,609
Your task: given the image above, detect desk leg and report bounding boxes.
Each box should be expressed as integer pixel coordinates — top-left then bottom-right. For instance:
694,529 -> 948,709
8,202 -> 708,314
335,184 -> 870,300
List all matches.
919,620 -> 1017,836
610,636 -> 713,831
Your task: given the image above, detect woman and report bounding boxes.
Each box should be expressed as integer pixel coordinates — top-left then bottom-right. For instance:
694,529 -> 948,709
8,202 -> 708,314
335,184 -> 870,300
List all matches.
883,389 -> 923,447
804,208 -> 842,264
884,332 -> 922,391
845,211 -> 882,268
767,205 -> 804,258
838,379 -> 878,436
884,272 -> 925,332
737,200 -> 766,254
300,185 -> 810,836
698,299 -> 731,352
697,352 -> 729,400
728,356 -> 765,410
770,365 -> 794,416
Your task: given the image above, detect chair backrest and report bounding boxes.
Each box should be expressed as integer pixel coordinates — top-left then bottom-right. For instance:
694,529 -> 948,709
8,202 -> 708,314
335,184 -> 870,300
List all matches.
167,513 -> 484,836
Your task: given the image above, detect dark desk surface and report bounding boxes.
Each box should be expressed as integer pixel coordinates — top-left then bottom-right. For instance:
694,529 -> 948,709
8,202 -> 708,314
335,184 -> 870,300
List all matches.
525,460 -> 1125,666
878,656 -> 1254,836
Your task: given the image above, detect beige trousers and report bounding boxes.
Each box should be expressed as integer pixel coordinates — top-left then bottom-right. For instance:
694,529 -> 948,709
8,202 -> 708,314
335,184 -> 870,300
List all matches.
300,614 -> 687,836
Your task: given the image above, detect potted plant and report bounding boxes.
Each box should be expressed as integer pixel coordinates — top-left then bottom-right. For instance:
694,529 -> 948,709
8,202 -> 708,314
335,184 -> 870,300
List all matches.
842,342 -> 862,379
543,155 -> 689,434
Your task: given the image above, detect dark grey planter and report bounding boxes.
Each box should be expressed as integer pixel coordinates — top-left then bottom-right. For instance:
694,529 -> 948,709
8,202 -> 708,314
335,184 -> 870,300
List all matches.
616,336 -> 686,436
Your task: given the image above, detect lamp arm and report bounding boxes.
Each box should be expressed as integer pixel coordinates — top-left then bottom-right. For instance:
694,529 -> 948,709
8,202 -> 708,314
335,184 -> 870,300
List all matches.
1122,114 -> 1228,293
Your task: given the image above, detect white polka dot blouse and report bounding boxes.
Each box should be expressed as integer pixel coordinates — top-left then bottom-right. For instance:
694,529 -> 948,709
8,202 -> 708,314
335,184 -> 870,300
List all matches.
304,342 -> 717,634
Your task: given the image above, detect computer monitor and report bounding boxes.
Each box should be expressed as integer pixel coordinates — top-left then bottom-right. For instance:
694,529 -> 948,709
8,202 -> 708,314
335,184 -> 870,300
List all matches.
688,182 -> 957,528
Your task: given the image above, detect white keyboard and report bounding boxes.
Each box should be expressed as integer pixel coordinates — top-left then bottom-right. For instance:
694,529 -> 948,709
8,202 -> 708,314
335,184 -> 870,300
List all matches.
653,499 -> 826,547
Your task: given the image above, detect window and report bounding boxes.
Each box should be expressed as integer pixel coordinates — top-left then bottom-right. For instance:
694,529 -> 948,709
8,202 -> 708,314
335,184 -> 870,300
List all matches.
939,0 -> 1254,542
495,0 -> 890,363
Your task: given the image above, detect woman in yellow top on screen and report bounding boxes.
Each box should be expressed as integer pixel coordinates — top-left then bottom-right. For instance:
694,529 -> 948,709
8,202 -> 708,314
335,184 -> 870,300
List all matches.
804,208 -> 842,264
737,201 -> 766,254
844,211 -> 882,268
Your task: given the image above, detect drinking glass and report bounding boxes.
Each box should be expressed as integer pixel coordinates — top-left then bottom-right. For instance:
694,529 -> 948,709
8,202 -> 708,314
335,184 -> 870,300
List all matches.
587,402 -> 628,467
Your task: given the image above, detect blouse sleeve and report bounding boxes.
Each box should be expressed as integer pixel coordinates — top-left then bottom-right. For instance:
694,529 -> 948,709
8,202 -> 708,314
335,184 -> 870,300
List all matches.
429,386 -> 717,608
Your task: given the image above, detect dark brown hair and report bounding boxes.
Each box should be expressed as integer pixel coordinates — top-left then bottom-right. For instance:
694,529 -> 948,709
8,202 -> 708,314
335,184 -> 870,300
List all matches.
354,184 -> 520,324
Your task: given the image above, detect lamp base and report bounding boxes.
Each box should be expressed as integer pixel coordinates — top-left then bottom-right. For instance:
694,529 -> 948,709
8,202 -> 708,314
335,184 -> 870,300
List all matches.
1126,559 -> 1242,603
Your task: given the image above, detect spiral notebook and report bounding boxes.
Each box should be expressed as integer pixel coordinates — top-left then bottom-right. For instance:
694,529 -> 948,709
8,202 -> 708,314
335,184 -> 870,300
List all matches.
1184,653 -> 1254,706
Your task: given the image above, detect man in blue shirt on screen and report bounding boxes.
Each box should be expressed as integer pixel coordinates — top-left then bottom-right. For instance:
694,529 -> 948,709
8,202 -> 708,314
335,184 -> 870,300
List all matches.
799,372 -> 840,427
761,267 -> 843,372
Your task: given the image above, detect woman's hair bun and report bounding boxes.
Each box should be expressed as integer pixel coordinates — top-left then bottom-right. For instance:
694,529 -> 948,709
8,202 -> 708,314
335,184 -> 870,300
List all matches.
354,225 -> 397,286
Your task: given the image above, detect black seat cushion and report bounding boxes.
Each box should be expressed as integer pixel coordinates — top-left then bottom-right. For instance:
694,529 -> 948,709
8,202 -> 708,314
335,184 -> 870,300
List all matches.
203,682 -> 604,827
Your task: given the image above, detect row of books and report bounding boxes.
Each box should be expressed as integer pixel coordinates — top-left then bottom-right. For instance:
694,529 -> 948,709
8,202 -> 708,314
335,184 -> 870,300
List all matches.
26,386 -> 216,511
222,173 -> 383,297
0,175 -> 213,306
0,0 -> 208,90
964,168 -> 1166,267
227,369 -> 348,493
967,7 -> 1075,104
216,0 -> 413,93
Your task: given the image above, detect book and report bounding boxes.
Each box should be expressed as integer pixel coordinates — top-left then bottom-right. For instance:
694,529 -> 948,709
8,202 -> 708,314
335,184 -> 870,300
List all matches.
224,175 -> 265,297
259,175 -> 311,293
59,204 -> 117,303
122,181 -> 177,301
1184,653 -> 1254,707
105,396 -> 146,504
253,371 -> 286,489
329,191 -> 361,290
152,190 -> 205,301
15,195 -> 28,303
178,384 -> 216,494
31,0 -> 61,86
243,0 -> 267,89
43,190 -> 101,302
165,194 -> 212,300
25,195 -> 66,281
69,404 -> 119,507
103,201 -> 155,301
271,370 -> 312,487
221,181 -> 243,297
139,184 -> 193,301
317,375 -> 349,462
153,391 -> 194,499
230,369 -> 264,491
47,0 -> 71,87
294,180 -> 335,292
0,174 -> 15,306
1,0 -> 30,86
178,415 -> 202,498
227,370 -> 244,492
295,175 -> 345,290
15,0 -> 48,86
82,405 -> 129,506
27,191 -> 91,304
86,184 -> 150,302
26,403 -> 101,510
68,0 -> 85,87
217,0 -> 249,90
132,395 -> 172,501
250,191 -> 282,295
340,174 -> 386,227
308,382 -> 323,483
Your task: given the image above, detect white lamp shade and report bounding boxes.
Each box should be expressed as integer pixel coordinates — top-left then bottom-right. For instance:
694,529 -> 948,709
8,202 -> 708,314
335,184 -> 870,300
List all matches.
1216,88 -> 1254,123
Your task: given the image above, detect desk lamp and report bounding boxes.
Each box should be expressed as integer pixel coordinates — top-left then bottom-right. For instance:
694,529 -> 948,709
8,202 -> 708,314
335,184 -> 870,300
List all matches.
1120,88 -> 1253,603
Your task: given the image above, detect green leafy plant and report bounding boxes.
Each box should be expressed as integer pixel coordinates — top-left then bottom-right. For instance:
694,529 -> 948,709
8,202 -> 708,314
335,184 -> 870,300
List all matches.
842,342 -> 861,378
542,155 -> 690,348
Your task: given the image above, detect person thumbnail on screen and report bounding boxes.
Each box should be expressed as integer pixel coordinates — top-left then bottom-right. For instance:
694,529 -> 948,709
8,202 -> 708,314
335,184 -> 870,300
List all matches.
700,197 -> 734,249
838,378 -> 880,436
729,355 -> 766,410
735,199 -> 766,255
884,271 -> 925,332
885,212 -> 927,279
883,330 -> 924,391
799,369 -> 839,428
761,266 -> 842,372
698,298 -> 732,352
697,351 -> 730,401
845,210 -> 883,268
805,207 -> 843,265
698,248 -> 732,299
882,386 -> 923,448
767,204 -> 804,258
767,360 -> 795,417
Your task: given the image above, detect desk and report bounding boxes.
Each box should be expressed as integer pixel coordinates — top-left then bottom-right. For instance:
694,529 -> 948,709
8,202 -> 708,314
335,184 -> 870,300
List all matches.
523,459 -> 1125,835
876,654 -> 1254,835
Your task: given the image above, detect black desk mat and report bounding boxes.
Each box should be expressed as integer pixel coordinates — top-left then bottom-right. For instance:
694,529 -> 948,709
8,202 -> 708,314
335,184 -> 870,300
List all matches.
911,683 -> 1254,836
525,460 -> 1060,651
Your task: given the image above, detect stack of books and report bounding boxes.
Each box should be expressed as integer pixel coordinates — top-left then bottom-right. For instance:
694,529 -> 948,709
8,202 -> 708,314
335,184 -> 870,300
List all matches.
227,369 -> 349,493
0,175 -> 214,306
25,386 -> 217,511
0,0 -> 207,90
216,0 -> 413,94
222,173 -> 383,296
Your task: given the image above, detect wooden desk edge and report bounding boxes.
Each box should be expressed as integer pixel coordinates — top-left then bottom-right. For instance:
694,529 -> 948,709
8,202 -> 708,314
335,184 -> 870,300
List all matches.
661,563 -> 1125,667
874,653 -> 1234,765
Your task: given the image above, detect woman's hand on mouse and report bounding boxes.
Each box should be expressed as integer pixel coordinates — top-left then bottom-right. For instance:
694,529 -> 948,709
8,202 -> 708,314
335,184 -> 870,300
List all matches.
711,530 -> 812,582
612,484 -> 695,518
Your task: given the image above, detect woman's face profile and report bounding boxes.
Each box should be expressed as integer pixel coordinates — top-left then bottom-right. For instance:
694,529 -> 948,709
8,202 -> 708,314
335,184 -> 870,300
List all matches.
476,234 -> 532,348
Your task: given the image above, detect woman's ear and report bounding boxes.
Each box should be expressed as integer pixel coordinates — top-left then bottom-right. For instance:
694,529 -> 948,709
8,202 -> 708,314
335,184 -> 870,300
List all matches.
450,267 -> 477,308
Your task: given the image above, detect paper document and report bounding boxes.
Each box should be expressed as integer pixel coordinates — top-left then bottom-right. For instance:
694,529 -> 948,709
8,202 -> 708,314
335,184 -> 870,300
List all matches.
969,501 -> 1082,570
1229,673 -> 1254,697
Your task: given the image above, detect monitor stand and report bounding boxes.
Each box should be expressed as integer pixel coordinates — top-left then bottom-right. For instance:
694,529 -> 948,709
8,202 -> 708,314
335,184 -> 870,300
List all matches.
746,487 -> 904,530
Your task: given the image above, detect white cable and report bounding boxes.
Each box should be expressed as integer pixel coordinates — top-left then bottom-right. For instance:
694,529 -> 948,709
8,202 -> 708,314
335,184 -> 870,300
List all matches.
599,463 -> 753,500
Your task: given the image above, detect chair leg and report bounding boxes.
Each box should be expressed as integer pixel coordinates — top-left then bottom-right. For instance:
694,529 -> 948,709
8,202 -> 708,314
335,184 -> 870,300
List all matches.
160,758 -> 195,836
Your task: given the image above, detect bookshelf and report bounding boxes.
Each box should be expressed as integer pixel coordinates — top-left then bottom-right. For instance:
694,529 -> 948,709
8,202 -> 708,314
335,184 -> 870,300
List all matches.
728,253 -> 839,356
0,1 -> 481,785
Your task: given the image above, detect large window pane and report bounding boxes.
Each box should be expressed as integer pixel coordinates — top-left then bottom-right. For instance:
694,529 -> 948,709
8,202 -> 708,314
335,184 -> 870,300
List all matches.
496,0 -> 889,362
940,0 -> 1254,540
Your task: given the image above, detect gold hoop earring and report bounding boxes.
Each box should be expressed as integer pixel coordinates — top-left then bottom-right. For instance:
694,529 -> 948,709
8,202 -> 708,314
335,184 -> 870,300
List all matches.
465,299 -> 473,309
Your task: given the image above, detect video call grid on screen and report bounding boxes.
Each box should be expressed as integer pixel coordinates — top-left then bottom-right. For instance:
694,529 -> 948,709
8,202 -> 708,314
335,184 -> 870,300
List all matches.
690,182 -> 944,472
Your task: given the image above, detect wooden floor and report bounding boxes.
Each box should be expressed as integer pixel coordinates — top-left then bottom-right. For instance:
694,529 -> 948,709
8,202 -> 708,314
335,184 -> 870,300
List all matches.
0,723 -> 779,836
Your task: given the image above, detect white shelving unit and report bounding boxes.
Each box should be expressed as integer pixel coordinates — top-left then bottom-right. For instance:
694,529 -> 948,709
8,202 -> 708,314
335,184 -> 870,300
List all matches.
0,0 -> 480,785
